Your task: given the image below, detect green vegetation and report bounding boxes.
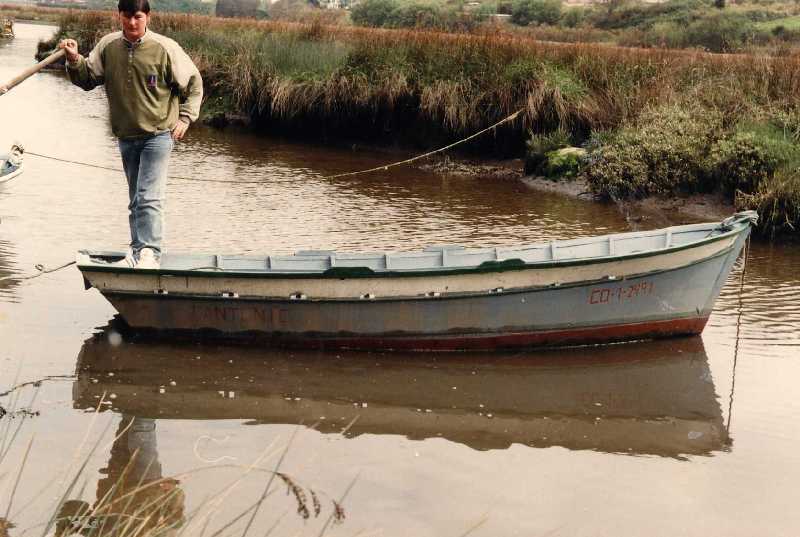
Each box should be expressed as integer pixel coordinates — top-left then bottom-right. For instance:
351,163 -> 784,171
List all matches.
510,0 -> 561,26
584,103 -> 724,199
582,106 -> 800,237
349,0 -> 486,31
524,128 -> 569,175
25,6 -> 800,238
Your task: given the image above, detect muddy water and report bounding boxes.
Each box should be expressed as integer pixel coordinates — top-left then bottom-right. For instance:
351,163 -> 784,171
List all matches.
2,22 -> 800,537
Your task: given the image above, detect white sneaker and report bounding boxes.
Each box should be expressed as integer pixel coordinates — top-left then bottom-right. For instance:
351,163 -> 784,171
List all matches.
109,250 -> 135,268
135,248 -> 160,270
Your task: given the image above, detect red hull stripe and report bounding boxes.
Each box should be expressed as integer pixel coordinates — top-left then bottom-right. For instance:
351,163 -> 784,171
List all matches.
279,316 -> 711,351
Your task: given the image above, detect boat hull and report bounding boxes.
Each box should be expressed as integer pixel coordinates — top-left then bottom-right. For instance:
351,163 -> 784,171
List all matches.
78,213 -> 754,351
96,243 -> 739,350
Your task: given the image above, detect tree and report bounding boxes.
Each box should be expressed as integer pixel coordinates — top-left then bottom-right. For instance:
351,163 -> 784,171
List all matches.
350,0 -> 398,27
510,0 -> 561,26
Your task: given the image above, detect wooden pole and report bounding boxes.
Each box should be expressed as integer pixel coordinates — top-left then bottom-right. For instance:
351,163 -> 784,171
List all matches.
0,49 -> 66,96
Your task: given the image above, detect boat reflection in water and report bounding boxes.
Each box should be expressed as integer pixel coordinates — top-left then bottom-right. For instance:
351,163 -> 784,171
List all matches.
74,326 -> 728,459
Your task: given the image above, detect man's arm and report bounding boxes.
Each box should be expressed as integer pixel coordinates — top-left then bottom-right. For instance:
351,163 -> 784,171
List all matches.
59,38 -> 105,91
167,43 -> 203,140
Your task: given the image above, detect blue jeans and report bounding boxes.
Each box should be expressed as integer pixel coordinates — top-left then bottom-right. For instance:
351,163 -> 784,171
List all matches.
118,132 -> 173,259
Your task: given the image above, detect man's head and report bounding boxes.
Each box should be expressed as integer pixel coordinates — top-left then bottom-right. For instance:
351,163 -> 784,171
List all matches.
118,0 -> 150,42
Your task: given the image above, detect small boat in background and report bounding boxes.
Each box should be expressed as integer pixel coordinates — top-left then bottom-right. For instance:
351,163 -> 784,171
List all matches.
77,211 -> 758,351
0,144 -> 24,184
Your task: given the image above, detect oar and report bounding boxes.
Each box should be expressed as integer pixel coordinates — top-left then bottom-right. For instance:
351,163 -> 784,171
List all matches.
0,49 -> 66,96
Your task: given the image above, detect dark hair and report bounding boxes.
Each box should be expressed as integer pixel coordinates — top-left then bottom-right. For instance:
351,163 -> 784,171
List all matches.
118,0 -> 150,14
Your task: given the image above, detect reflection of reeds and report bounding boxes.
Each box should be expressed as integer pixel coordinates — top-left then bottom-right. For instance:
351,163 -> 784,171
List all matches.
0,389 -> 350,537
275,472 -> 310,520
0,518 -> 14,537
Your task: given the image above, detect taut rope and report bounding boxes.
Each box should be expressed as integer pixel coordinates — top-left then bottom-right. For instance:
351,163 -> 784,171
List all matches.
25,109 -> 524,184
725,235 -> 751,441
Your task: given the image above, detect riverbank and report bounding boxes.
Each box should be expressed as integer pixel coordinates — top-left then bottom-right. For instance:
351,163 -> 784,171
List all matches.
10,7 -> 800,239
428,157 -> 736,230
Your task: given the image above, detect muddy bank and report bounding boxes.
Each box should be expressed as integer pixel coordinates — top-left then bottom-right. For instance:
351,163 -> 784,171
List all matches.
522,176 -> 734,227
425,156 -> 735,229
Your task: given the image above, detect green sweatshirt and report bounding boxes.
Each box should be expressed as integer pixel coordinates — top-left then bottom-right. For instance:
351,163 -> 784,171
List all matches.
67,30 -> 203,139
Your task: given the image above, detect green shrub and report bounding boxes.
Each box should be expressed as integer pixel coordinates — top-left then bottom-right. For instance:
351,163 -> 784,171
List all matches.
708,132 -> 779,195
496,0 -> 513,14
350,0 -> 481,30
682,12 -> 761,52
510,0 -> 561,26
708,122 -> 800,196
387,4 -> 442,28
560,7 -> 586,28
502,58 -> 541,84
583,104 -> 724,199
350,0 -> 399,27
588,0 -> 705,31
543,147 -> 587,179
524,129 -> 570,175
737,170 -> 800,237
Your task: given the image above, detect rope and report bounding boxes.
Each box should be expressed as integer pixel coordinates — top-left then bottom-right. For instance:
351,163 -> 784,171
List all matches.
725,235 -> 750,440
25,109 -> 524,184
9,111 -> 523,285
0,375 -> 75,398
0,260 -> 76,283
25,152 -> 270,185
323,109 -> 523,179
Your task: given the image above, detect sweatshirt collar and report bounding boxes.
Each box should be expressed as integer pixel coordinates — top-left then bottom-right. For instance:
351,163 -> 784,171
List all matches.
122,29 -> 148,46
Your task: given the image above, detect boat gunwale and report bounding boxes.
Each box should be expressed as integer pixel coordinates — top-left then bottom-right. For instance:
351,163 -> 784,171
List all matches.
94,244 -> 735,303
76,216 -> 752,280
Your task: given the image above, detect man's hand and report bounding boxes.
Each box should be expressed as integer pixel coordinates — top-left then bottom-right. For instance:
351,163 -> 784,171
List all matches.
171,119 -> 190,141
58,39 -> 80,64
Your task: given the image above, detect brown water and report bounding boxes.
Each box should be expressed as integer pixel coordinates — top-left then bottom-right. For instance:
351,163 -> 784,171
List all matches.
2,23 -> 800,537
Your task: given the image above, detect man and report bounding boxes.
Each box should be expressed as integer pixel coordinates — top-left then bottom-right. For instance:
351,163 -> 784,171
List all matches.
59,0 -> 202,269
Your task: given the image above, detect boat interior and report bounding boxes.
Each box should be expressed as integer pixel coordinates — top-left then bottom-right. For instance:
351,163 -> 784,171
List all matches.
79,216 -> 749,275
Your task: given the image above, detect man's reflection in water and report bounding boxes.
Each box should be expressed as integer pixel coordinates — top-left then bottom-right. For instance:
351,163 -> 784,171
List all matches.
0,518 -> 14,537
56,416 -> 185,537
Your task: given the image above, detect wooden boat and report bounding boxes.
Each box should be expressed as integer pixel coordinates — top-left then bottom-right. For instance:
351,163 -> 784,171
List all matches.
73,333 -> 727,457
76,211 -> 758,351
0,144 -> 23,184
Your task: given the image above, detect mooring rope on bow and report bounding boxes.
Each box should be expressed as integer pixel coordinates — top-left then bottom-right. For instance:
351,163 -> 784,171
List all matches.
25,109 -> 524,184
0,260 -> 76,283
725,235 -> 751,440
